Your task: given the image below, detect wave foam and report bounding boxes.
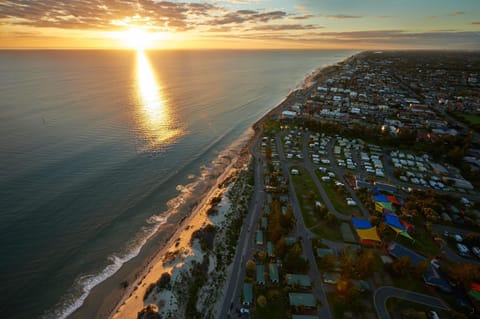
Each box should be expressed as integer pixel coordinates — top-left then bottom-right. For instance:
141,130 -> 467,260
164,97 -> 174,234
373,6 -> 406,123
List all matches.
44,127 -> 254,319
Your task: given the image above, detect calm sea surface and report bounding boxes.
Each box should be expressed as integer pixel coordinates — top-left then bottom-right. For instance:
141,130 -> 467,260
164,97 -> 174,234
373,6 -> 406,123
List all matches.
0,49 -> 355,318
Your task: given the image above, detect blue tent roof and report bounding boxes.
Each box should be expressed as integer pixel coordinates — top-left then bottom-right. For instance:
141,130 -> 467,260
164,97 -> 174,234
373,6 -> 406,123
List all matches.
423,262 -> 451,293
374,194 -> 389,203
385,214 -> 406,231
387,241 -> 425,266
352,217 -> 373,229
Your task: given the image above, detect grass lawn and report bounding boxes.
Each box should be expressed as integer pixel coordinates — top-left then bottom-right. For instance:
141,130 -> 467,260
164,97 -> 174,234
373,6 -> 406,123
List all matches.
463,114 -> 480,125
326,292 -> 375,319
311,220 -> 344,241
291,166 -> 322,228
397,216 -> 440,257
389,272 -> 431,295
396,231 -> 440,258
386,298 -> 452,319
315,171 -> 359,216
253,287 -> 289,319
291,167 -> 344,241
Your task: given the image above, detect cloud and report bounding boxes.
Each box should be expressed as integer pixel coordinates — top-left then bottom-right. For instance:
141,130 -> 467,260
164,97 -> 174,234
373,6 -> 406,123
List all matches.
250,24 -> 321,31
0,0 -> 216,31
450,11 -> 465,16
290,15 -> 315,20
234,29 -> 480,49
322,14 -> 363,19
205,9 -> 287,26
471,21 -> 480,25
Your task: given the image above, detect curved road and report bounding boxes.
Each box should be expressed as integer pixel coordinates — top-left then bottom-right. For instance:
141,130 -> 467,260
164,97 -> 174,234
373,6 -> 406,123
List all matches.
374,286 -> 449,319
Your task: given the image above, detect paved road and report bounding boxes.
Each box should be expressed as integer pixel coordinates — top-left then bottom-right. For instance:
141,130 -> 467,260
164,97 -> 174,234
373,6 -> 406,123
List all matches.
218,78 -> 323,318
431,224 -> 480,265
374,286 -> 450,319
309,134 -> 370,218
276,132 -> 333,319
381,148 -> 480,202
218,128 -> 266,319
277,131 -> 349,222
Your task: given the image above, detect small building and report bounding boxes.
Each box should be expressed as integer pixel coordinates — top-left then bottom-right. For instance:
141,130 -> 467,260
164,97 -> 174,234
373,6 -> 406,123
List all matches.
288,293 -> 316,308
316,248 -> 334,258
268,263 -> 279,283
261,217 -> 268,229
267,241 -> 275,257
242,283 -> 253,305
286,274 -> 312,288
256,230 -> 264,245
285,237 -> 297,245
340,222 -> 357,243
282,110 -> 297,119
256,265 -> 265,285
322,272 -> 341,284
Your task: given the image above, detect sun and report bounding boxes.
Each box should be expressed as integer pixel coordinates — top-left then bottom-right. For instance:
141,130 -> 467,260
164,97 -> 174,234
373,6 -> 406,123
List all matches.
121,27 -> 155,50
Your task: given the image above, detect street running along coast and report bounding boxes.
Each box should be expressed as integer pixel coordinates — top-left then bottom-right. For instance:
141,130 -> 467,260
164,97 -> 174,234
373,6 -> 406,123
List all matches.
68,53 -> 357,319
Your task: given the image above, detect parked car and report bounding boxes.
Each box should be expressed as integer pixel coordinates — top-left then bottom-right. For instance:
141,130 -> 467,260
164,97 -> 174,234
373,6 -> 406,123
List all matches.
427,310 -> 439,319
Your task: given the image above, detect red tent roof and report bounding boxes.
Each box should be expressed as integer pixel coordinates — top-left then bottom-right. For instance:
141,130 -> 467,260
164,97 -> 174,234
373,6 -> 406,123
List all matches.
401,219 -> 414,229
387,195 -> 401,206
471,282 -> 480,292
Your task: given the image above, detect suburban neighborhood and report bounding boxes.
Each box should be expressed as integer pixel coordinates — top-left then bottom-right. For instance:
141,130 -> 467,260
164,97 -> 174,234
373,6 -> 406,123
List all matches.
228,51 -> 480,319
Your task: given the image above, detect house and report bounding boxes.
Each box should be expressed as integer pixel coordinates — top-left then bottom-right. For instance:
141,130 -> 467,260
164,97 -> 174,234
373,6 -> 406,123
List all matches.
323,272 -> 341,284
242,283 -> 253,305
282,110 -> 297,119
288,293 -> 316,308
256,265 -> 265,285
268,263 -> 279,283
316,248 -> 334,258
267,242 -> 275,257
286,274 -> 312,288
256,230 -> 264,245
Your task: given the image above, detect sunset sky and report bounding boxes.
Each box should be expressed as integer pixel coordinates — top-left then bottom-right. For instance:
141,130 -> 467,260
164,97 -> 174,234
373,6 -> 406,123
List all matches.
1,0 -> 479,49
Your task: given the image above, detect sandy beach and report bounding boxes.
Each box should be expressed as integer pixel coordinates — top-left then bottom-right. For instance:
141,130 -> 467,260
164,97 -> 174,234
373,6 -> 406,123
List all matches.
106,59 -> 349,319
109,143 -> 252,319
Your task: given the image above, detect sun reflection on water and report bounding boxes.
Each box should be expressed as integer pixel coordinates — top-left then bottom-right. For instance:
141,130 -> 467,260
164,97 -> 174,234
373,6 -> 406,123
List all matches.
135,50 -> 180,149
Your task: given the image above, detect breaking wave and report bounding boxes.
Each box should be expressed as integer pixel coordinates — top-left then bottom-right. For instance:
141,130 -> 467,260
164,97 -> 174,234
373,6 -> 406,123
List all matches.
44,128 -> 254,319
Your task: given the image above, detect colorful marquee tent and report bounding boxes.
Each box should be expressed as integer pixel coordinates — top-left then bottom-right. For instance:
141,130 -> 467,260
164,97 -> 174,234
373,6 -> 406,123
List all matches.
375,201 -> 393,213
374,194 -> 389,203
352,217 -> 372,229
385,214 -> 406,231
355,227 -> 381,243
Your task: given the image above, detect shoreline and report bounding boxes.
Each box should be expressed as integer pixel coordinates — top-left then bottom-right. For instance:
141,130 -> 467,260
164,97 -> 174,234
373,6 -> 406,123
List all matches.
84,54 -> 357,319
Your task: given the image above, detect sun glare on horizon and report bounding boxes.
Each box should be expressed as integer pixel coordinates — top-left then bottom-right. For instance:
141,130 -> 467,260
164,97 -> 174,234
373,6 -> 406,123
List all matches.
121,27 -> 158,50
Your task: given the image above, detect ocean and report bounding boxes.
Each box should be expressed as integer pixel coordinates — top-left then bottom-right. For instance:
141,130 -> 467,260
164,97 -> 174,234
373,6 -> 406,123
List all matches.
0,49 -> 355,319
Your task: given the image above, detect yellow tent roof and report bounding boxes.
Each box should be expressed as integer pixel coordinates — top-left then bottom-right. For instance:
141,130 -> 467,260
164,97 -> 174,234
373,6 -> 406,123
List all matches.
356,227 -> 381,242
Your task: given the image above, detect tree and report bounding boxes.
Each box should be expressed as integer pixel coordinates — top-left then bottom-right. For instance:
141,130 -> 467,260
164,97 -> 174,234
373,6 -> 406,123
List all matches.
246,259 -> 255,277
355,250 -> 375,279
413,260 -> 429,279
137,304 -> 161,319
340,252 -> 355,278
391,256 -> 412,277
319,253 -> 336,271
369,215 -> 380,226
445,263 -> 480,286
257,295 -> 267,308
274,236 -> 287,259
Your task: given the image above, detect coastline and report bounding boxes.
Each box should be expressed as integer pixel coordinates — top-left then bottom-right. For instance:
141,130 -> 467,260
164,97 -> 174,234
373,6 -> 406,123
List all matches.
82,54 -> 356,319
